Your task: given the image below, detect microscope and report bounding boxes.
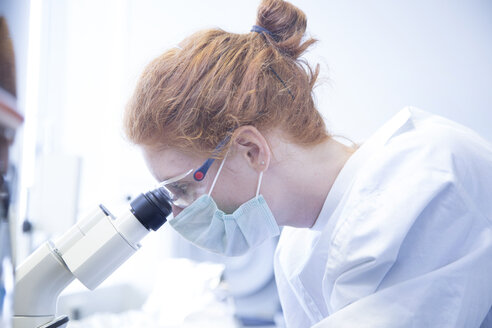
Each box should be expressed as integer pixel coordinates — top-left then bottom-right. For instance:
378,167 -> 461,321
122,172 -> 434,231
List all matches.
13,186 -> 173,328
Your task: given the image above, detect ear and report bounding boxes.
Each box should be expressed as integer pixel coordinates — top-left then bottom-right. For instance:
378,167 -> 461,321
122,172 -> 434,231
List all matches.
232,126 -> 271,172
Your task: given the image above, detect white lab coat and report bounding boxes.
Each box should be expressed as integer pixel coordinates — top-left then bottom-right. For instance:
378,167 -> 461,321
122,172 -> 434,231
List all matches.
274,108 -> 492,328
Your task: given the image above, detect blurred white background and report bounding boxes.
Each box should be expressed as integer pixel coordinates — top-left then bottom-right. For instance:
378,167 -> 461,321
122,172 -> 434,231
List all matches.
1,0 -> 491,325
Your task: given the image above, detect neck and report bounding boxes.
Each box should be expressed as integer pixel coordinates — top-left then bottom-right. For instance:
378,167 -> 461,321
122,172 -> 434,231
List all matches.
266,137 -> 354,228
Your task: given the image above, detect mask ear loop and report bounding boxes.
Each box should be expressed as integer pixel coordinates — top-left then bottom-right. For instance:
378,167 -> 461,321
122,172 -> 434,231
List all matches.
256,171 -> 264,198
208,151 -> 229,196
208,151 -> 264,198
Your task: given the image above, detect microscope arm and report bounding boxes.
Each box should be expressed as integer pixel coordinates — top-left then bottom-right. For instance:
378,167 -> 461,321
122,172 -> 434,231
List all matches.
13,187 -> 172,328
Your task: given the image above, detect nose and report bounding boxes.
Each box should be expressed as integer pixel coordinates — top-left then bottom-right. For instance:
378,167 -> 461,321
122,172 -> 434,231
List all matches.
172,204 -> 184,217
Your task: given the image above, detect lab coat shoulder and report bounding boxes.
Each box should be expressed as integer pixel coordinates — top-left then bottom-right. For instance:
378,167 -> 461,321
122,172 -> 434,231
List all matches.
362,107 -> 492,220
394,108 -> 492,222
317,109 -> 492,327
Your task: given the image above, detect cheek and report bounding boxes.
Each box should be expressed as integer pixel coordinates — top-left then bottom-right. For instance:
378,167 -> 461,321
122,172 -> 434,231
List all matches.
211,171 -> 257,213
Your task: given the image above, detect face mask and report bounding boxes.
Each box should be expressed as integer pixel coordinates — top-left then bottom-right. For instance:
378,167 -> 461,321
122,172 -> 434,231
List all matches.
168,154 -> 280,256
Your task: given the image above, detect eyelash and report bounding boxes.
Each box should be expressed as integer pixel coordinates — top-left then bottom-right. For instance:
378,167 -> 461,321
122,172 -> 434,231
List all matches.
169,182 -> 188,194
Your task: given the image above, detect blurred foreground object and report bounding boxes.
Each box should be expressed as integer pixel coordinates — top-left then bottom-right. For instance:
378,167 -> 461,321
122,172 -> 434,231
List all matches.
66,258 -> 237,328
0,15 -> 23,328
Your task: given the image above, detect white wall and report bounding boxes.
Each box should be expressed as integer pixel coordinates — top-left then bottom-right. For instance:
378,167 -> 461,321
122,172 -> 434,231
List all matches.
297,0 -> 492,142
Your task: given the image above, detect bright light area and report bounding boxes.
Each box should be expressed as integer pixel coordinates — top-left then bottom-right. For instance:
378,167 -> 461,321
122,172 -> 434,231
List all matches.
18,0 -> 41,219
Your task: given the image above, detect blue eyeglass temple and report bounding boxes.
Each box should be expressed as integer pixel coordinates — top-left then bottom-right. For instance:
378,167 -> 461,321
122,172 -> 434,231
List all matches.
193,135 -> 231,181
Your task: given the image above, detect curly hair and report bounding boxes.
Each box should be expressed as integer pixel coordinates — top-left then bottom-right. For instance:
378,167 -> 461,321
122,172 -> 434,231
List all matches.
124,0 -> 329,158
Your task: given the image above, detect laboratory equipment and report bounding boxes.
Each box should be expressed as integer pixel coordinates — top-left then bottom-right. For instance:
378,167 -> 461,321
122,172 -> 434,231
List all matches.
13,185 -> 173,328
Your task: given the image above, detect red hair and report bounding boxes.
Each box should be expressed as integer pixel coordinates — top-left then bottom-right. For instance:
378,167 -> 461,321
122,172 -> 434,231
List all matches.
124,0 -> 329,158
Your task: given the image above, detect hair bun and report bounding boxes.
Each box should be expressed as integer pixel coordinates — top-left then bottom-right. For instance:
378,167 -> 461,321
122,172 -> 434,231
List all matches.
255,0 -> 310,58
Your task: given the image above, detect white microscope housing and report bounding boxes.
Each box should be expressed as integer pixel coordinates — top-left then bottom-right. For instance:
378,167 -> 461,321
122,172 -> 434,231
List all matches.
13,186 -> 173,328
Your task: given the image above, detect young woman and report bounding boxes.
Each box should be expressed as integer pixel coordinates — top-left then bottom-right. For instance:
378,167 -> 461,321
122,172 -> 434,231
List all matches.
123,0 -> 492,326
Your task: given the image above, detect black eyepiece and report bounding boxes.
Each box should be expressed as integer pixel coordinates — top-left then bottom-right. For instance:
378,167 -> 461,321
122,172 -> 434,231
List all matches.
129,187 -> 173,231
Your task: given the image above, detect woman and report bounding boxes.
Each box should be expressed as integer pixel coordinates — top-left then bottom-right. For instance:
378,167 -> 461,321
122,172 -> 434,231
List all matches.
124,0 -> 492,326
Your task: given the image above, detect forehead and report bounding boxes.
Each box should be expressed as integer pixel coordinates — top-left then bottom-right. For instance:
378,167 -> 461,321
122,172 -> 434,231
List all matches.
141,146 -> 203,182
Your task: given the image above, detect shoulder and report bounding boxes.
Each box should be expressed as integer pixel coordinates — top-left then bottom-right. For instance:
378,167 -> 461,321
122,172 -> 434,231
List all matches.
335,107 -> 492,241
362,107 -> 492,192
394,107 -> 491,163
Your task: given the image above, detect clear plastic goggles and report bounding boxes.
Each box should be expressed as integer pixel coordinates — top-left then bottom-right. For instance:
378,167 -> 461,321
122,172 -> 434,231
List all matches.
159,135 -> 230,209
158,169 -> 208,209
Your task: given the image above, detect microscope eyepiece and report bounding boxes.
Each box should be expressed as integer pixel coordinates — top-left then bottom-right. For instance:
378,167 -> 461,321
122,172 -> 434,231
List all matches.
130,186 -> 172,231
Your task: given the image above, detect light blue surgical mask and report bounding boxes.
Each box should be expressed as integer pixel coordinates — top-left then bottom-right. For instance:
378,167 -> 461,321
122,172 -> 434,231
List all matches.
168,154 -> 280,256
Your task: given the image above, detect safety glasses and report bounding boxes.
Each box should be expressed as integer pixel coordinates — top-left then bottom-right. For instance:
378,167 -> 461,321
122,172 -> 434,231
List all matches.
158,135 -> 231,208
159,168 -> 206,208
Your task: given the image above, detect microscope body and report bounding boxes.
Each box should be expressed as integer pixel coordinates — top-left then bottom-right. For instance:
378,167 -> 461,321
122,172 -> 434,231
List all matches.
13,188 -> 172,328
